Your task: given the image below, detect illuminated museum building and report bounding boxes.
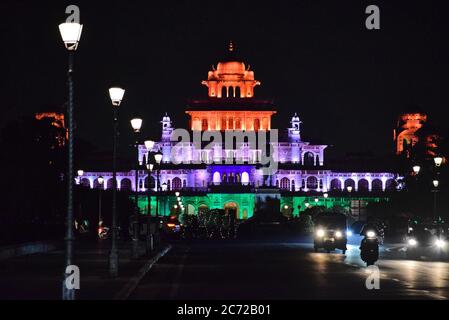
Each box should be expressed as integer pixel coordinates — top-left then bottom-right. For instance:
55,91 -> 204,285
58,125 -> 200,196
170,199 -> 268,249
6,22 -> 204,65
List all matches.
77,46 -> 400,219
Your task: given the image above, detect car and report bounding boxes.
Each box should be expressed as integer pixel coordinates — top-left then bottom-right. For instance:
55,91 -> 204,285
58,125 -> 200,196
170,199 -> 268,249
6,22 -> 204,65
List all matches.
406,220 -> 448,259
313,212 -> 348,254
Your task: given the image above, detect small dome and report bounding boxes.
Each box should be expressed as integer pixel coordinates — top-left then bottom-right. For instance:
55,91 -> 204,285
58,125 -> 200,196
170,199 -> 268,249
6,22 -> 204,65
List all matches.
162,113 -> 171,122
216,61 -> 246,74
291,113 -> 300,122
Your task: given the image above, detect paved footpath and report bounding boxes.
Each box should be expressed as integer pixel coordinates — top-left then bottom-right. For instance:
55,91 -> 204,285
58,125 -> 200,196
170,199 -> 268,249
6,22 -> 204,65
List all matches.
0,239 -> 169,300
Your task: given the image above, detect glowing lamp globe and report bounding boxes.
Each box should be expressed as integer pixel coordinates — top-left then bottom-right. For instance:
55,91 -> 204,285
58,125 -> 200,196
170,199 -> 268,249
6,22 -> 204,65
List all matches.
98,176 -> 104,185
434,157 -> 443,167
130,118 -> 143,132
154,153 -> 163,165
109,87 -> 125,106
413,165 -> 421,175
433,180 -> 439,188
144,140 -> 155,150
77,170 -> 84,176
58,22 -> 83,50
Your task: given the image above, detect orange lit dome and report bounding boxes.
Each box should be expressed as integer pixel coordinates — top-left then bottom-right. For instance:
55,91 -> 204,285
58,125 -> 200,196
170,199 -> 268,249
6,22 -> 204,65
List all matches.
216,61 -> 246,75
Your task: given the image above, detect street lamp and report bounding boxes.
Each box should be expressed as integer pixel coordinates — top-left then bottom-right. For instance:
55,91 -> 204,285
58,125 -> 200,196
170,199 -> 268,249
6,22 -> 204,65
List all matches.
131,118 -> 143,133
432,179 -> 440,220
145,163 -> 154,255
130,118 -> 143,259
97,176 -> 104,234
175,191 -> 180,197
108,86 -> 125,278
413,165 -> 421,175
314,197 -> 319,203
434,156 -> 443,167
77,169 -> 84,177
59,20 -> 82,301
346,186 -> 353,193
154,152 -> 163,218
433,179 -> 439,188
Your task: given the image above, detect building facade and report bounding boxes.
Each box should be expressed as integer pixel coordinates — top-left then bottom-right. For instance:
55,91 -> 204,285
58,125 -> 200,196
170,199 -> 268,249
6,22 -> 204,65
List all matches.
78,45 -> 400,219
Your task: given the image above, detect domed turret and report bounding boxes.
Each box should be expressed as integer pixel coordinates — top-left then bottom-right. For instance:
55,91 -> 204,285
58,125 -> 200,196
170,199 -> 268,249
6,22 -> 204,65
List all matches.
288,113 -> 302,142
201,42 -> 260,98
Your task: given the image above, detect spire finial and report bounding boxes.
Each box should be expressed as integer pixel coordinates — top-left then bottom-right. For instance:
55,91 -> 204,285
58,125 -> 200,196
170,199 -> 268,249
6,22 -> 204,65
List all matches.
228,40 -> 235,52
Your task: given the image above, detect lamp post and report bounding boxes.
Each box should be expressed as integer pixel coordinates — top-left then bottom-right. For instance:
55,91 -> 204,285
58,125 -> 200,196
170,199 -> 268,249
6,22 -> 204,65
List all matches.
59,21 -> 82,301
145,140 -> 154,255
432,179 -> 439,220
97,176 -> 104,234
108,86 -> 125,277
154,152 -> 163,218
323,192 -> 329,208
347,185 -> 353,218
130,117 -> 143,259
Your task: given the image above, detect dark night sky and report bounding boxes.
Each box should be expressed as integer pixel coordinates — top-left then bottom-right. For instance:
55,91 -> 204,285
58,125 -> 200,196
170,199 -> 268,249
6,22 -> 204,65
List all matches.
1,0 -> 449,159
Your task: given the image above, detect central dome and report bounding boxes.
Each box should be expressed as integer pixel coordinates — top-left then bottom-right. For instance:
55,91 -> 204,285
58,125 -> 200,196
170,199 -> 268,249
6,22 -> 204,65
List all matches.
216,61 -> 246,74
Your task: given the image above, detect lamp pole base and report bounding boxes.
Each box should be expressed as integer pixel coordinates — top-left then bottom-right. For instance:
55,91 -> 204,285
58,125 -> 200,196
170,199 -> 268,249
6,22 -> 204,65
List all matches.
132,238 -> 140,259
109,250 -> 119,278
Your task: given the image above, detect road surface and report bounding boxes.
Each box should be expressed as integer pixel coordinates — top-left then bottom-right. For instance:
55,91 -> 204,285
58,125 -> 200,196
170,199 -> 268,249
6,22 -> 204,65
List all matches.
130,238 -> 449,300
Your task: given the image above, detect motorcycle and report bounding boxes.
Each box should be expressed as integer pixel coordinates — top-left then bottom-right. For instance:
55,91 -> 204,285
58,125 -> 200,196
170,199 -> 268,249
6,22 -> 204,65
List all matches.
360,230 -> 379,266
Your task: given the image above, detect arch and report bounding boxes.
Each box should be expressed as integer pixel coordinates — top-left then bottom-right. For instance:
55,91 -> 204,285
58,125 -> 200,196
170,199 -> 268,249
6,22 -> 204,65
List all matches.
172,177 -> 182,190
303,152 -> 315,166
242,209 -> 248,219
229,86 -> 234,97
222,173 -> 227,183
358,179 -> 369,192
344,179 -> 355,190
316,155 -> 320,166
280,177 -> 290,190
201,119 -> 208,131
145,175 -> 155,189
235,173 -> 241,183
306,176 -> 318,190
120,178 -> 132,191
224,201 -> 239,219
372,179 -> 382,192
228,118 -> 233,129
235,118 -> 241,130
80,178 -> 90,188
186,204 -> 196,215
221,118 -> 227,130
291,180 -> 296,191
254,118 -> 260,131
106,178 -> 115,190
213,171 -> 221,185
221,86 -> 227,98
198,204 -> 209,215
330,178 -> 341,191
93,178 -> 103,189
235,86 -> 241,98
241,172 -> 249,185
385,179 -> 397,191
